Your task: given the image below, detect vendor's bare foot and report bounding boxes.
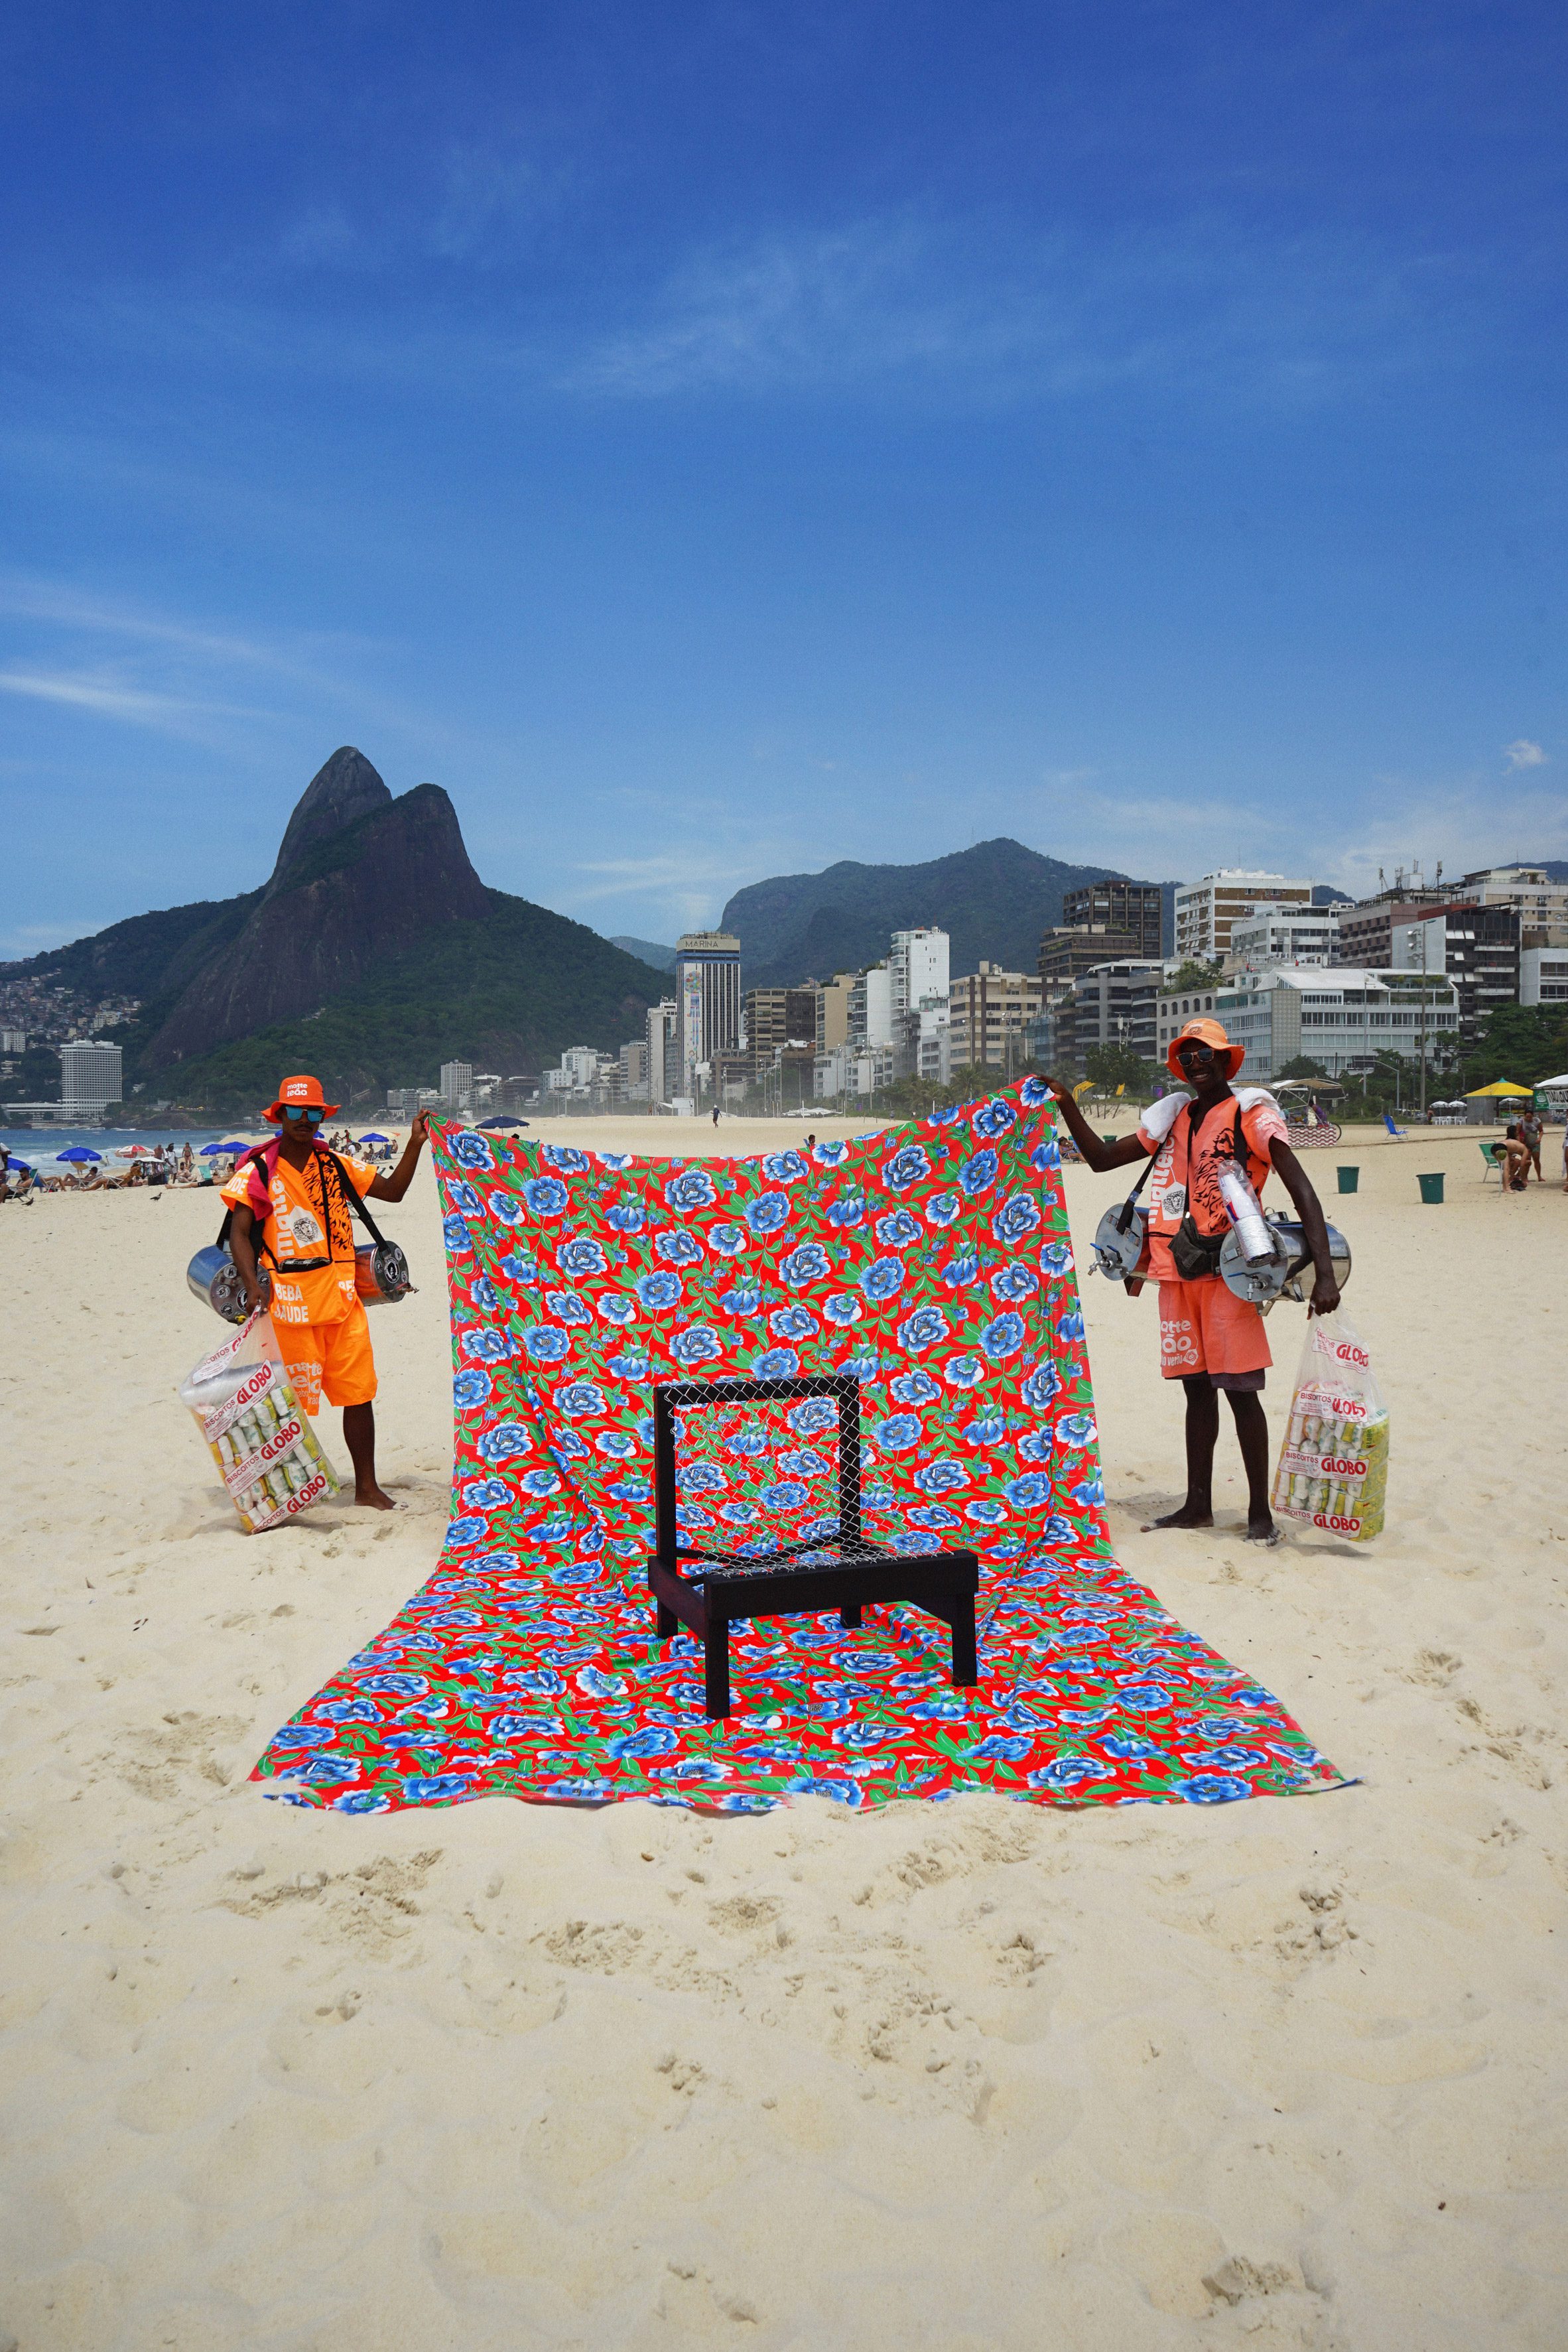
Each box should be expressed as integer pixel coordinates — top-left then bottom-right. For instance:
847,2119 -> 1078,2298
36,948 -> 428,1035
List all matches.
1142,1504 -> 1214,1532
354,1484 -> 398,1511
1244,1514 -> 1281,1545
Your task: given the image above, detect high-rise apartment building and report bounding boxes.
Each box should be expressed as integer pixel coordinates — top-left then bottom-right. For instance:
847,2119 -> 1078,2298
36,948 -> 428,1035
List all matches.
1066,961 -> 1165,1071
1173,872 -> 1313,964
947,964 -> 1042,1069
438,1059 -> 473,1108
744,988 -> 818,1073
815,972 -> 858,1053
1226,903 -> 1339,971
674,933 -> 741,1098
848,964 -> 894,1049
645,998 -> 679,1106
59,1039 -> 123,1110
1037,925 -> 1142,992
1062,880 -> 1164,961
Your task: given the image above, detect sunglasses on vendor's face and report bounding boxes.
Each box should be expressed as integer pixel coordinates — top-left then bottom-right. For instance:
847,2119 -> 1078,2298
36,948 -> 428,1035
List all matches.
1176,1042 -> 1218,1067
283,1105 -> 324,1124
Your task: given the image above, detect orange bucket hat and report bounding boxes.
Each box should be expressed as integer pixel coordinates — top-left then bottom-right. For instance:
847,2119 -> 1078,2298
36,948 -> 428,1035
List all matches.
262,1073 -> 341,1124
1165,1017 -> 1245,1082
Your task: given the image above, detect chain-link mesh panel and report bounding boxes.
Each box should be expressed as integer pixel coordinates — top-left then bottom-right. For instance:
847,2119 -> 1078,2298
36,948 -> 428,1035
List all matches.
654,1374 -> 880,1577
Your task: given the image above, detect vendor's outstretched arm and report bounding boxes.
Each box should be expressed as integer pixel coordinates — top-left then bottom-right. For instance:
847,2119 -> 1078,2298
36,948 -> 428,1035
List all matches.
1043,1078 -> 1149,1173
1268,1138 -> 1341,1316
369,1108 -> 433,1203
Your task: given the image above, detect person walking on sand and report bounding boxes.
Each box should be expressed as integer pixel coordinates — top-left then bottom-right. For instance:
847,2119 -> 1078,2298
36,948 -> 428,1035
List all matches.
1518,1107 -> 1543,1184
1047,1017 -> 1340,1545
222,1075 -> 432,1510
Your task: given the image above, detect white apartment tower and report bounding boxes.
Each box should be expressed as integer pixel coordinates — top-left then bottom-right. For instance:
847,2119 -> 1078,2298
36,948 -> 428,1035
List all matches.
58,1039 -> 123,1111
1174,871 -> 1314,964
674,933 -> 742,1098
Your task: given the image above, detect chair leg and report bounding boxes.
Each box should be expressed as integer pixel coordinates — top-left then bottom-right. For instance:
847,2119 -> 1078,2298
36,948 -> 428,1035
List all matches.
950,1592 -> 978,1687
839,1603 -> 862,1629
655,1601 -> 677,1639
704,1618 -> 732,1719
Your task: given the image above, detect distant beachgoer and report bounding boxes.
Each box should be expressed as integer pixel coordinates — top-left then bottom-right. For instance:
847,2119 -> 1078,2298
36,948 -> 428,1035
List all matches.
1048,1017 -> 1341,1545
1518,1110 -> 1543,1182
223,1073 -> 432,1510
711,1106 -> 720,1128
805,1132 -> 817,1151
1498,1128 -> 1531,1193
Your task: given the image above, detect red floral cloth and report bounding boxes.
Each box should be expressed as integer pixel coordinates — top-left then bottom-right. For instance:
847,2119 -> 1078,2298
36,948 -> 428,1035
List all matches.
253,1083 -> 1340,1814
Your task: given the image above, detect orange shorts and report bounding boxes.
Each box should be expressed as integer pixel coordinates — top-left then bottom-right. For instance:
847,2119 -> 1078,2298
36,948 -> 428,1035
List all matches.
1158,1278 -> 1271,1390
269,1302 -> 377,1415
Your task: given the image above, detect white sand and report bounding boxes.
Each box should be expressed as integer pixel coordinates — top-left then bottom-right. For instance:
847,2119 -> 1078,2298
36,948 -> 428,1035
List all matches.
2,1118 -> 1565,2349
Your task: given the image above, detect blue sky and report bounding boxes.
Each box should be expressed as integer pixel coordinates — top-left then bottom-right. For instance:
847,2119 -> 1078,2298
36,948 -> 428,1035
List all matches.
1,0 -> 1563,958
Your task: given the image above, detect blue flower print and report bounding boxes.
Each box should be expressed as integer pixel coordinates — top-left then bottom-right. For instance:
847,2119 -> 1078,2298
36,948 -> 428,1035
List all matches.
596,1151 -> 631,1169
544,1289 -> 593,1327
964,1409 -> 1006,1445
523,1326 -> 570,1362
1179,1773 -> 1253,1803
320,1697 -> 381,1725
575,1666 -> 626,1699
596,1293 -> 637,1325
1184,1744 -> 1270,1771
551,1429 -> 590,1461
875,1209 -> 920,1248
665,1167 -> 718,1213
1041,1513 -> 1077,1545
781,1242 -> 830,1287
442,1214 -> 473,1254
877,1415 -> 921,1452
810,1139 -> 847,1165
496,1250 -> 533,1283
608,1727 -> 681,1760
908,1504 -> 962,1531
726,1427 -> 769,1456
448,1179 -> 484,1216
925,1191 -> 960,1227
883,1144 -> 931,1192
1017,1429 -> 1052,1465
268,1726 -> 336,1752
788,1398 -> 836,1437
358,1672 -> 429,1697
471,1551 -> 519,1575
830,1723 -> 889,1751
1004,1472 -> 1053,1509
608,1348 -> 650,1381
523,1177 -> 568,1216
445,1516 -> 487,1547
1028,1756 -> 1103,1790
943,1354 -> 985,1389
720,1500 -> 759,1526
1104,1730 -> 1159,1759
760,1480 -> 809,1510
959,1149 -> 999,1197
606,1201 -> 646,1233
556,1236 -> 608,1279
333,1790 -> 391,1814
993,1191 -> 1040,1246
753,1347 -> 799,1380
771,1305 -> 818,1340
490,1193 -> 524,1226
823,1293 -> 862,1324
637,1270 -> 683,1311
452,1368 -> 493,1411
655,1228 -> 705,1267
606,1476 -> 651,1504
540,1144 -> 588,1173
1021,1362 -> 1062,1413
840,1347 -> 880,1383
521,1467 -> 562,1497
897,1306 -> 950,1350
470,1277 -> 502,1315
981,1313 -> 1026,1361
672,1325 -> 722,1367
450,1132 -> 495,1170
296,1754 -> 361,1786
719,1283 -> 763,1317
778,1447 -> 830,1478
1031,1139 -> 1062,1171
708,1222 -> 748,1257
1055,1411 -> 1097,1448
476,1421 -> 531,1467
858,1254 -> 905,1303
745,1191 -> 791,1236
594,1430 -> 638,1459
971,1097 -> 1017,1142
460,1476 -> 511,1509
1039,1240 -> 1071,1275
1019,1075 -> 1050,1107
991,1262 -> 1038,1303
970,1732 -> 1033,1760
907,1693 -> 968,1721
827,1194 -> 868,1228
763,1150 -> 809,1183
401,1774 -> 474,1803
964,1497 -> 1008,1524
1071,1471 -> 1106,1508
556,1380 -> 606,1417
914,1460 -> 967,1496
890,1369 -> 941,1407
681,1463 -> 728,1492
1057,1309 -> 1086,1342
460,1328 -> 513,1364
1116,1680 -> 1173,1712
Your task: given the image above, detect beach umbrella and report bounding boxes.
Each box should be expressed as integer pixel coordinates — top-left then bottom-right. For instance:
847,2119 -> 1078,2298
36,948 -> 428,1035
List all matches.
199,1140 -> 244,1155
356,1132 -> 391,1144
56,1145 -> 102,1163
1464,1080 -> 1534,1098
114,1144 -> 152,1157
478,1116 -> 527,1130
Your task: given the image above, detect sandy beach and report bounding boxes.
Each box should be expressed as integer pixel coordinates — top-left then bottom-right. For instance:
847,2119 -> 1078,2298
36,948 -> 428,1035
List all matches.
2,1114 -> 1565,2350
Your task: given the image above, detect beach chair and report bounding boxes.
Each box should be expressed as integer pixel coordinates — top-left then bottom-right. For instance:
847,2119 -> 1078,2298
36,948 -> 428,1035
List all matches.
1382,1112 -> 1411,1140
1479,1142 -> 1504,1186
647,1374 -> 979,1719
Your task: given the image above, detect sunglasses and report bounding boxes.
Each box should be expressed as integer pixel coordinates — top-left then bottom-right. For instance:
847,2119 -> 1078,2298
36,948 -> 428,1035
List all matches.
1175,1042 -> 1217,1065
282,1105 -> 325,1124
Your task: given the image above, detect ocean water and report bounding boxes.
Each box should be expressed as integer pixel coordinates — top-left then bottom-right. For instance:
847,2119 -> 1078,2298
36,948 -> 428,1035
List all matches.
1,1124 -> 395,1169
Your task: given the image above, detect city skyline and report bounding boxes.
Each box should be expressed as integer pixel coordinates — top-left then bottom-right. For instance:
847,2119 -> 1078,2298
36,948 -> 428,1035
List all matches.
2,3 -> 1564,960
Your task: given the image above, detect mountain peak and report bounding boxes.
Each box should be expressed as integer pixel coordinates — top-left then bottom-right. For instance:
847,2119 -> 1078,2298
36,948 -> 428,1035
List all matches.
268,747 -> 393,892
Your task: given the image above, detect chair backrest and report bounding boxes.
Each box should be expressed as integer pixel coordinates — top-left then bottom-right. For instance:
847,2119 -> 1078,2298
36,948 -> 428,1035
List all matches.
651,1373 -> 864,1566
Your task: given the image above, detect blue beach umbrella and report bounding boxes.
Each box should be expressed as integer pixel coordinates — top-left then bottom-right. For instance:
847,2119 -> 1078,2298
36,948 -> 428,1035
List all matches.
356,1132 -> 391,1144
56,1146 -> 102,1163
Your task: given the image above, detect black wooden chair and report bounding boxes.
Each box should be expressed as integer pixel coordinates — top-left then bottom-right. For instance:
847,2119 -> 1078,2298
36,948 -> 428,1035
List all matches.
647,1373 -> 980,1720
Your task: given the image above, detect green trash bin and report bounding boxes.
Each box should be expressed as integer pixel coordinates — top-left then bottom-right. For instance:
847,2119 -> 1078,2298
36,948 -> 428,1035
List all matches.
1337,1165 -> 1359,1194
1417,1171 -> 1445,1205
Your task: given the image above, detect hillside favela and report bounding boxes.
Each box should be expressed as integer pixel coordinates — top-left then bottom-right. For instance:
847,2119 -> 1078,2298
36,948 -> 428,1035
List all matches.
5,8 -> 1568,2352
5,744 -> 1565,1132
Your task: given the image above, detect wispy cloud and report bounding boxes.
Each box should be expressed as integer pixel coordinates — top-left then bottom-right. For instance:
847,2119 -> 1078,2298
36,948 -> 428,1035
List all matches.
1504,738 -> 1547,769
0,667 -> 262,734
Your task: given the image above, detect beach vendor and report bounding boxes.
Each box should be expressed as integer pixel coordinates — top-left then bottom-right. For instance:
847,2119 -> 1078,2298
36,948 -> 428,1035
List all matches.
1048,1018 -> 1340,1544
222,1075 -> 432,1510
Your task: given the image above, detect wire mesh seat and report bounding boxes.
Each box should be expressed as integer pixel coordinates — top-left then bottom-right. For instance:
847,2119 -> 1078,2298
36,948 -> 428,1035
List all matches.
647,1373 -> 980,1720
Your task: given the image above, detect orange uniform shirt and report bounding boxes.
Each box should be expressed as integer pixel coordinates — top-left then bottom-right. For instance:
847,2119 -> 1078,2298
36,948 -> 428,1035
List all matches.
1136,1090 -> 1288,1285
220,1146 -> 379,1326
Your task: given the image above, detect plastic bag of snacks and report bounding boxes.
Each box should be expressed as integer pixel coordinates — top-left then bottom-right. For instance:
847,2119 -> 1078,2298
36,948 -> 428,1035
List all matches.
180,1310 -> 340,1534
1270,1308 -> 1388,1542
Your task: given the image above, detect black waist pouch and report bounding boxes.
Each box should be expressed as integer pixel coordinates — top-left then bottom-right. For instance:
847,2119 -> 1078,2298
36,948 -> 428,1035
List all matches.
1169,1212 -> 1225,1280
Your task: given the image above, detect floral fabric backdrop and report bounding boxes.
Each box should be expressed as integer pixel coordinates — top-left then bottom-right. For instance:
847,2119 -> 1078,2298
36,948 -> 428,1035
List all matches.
254,1082 -> 1341,1815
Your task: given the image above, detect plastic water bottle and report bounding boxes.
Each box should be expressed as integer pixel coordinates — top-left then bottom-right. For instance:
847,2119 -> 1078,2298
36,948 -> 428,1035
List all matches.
1217,1161 -> 1275,1263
